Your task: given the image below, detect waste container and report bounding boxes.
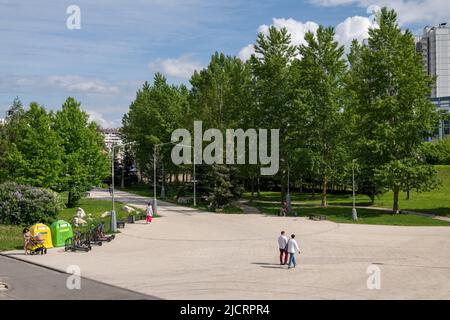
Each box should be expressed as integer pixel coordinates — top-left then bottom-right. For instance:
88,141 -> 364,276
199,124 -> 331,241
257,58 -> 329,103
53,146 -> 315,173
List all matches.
30,223 -> 54,249
127,215 -> 135,224
50,220 -> 74,247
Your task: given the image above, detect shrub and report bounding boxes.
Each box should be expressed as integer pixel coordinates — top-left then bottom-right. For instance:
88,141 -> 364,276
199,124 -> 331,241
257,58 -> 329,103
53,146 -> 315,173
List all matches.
0,182 -> 62,225
421,139 -> 450,165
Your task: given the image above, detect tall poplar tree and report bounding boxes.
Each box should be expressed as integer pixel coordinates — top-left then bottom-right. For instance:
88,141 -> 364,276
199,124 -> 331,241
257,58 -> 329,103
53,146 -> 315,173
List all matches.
347,8 -> 438,213
294,26 -> 348,207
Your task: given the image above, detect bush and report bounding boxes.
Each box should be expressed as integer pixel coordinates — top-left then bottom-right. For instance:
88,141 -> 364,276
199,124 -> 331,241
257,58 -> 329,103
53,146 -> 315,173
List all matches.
0,182 -> 62,225
421,139 -> 450,165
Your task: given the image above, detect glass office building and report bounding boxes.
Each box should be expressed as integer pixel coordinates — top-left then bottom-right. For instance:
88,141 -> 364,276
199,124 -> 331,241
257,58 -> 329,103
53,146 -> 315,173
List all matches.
416,25 -> 450,98
430,97 -> 450,140
416,24 -> 450,140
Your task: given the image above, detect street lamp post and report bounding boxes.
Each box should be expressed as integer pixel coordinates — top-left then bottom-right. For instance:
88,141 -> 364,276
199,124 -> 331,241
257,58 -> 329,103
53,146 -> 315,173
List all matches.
111,146 -> 116,232
110,141 -> 135,232
352,159 -> 358,221
153,144 -> 157,216
193,154 -> 196,207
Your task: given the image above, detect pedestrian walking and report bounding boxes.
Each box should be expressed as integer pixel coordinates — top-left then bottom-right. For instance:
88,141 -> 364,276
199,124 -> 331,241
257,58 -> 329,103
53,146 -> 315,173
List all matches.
145,201 -> 153,224
277,231 -> 289,265
287,234 -> 301,269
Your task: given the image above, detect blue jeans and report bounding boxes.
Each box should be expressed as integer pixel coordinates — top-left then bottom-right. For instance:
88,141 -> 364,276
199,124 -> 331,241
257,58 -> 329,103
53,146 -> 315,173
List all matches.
288,253 -> 296,267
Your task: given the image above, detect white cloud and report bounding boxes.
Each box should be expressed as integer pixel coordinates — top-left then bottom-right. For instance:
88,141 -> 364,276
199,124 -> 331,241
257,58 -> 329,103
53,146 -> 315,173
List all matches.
238,14 -> 376,60
259,18 -> 321,47
239,18 -> 320,61
310,0 -> 362,5
148,55 -> 203,79
48,76 -> 120,95
14,77 -> 35,86
85,110 -> 121,128
310,0 -> 450,26
335,15 -> 376,48
238,44 -> 256,61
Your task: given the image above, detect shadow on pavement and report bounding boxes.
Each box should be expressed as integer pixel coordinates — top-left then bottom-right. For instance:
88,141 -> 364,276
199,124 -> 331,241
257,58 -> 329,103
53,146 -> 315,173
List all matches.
252,262 -> 282,266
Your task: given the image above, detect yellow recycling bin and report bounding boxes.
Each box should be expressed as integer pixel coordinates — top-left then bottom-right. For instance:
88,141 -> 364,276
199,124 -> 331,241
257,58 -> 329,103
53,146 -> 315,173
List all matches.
30,223 -> 54,249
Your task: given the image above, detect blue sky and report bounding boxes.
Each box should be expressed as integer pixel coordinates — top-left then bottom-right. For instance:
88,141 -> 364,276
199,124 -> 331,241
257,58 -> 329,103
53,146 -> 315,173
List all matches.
0,0 -> 448,127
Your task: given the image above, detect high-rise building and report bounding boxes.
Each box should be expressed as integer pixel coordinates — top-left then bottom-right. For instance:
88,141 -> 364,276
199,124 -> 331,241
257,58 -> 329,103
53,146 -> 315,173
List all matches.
416,24 -> 450,139
100,128 -> 123,152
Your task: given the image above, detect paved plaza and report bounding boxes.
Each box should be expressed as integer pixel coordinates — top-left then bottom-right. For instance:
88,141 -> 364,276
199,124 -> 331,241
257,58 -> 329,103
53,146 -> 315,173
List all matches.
3,189 -> 450,300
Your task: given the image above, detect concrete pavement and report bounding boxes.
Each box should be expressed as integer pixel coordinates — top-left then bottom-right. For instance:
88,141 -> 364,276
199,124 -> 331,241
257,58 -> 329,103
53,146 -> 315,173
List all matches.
3,188 -> 450,300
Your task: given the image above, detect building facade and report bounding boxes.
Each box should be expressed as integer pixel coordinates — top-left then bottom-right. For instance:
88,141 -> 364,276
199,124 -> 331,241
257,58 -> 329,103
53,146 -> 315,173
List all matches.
100,128 -> 123,152
416,24 -> 450,140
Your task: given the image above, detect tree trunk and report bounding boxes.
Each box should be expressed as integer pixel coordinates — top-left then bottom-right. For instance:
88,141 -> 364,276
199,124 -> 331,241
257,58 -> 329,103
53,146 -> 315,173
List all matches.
67,191 -> 74,208
280,174 -> 286,206
257,177 -> 261,198
321,175 -> 328,207
67,191 -> 79,208
250,176 -> 255,204
393,186 -> 400,214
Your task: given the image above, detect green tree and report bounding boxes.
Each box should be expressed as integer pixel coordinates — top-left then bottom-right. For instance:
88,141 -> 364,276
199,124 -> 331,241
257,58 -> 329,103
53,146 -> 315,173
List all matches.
0,98 -> 25,168
1,102 -> 64,188
54,97 -> 109,207
374,158 -> 440,206
122,74 -> 190,196
190,52 -> 251,129
250,27 -> 297,204
294,26 -> 348,207
189,53 -> 249,204
421,138 -> 450,165
347,8 -> 438,213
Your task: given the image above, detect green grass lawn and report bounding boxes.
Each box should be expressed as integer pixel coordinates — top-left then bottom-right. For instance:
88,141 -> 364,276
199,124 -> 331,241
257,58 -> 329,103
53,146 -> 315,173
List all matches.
372,165 -> 450,216
251,202 -> 450,226
58,198 -> 142,231
119,184 -> 154,198
243,165 -> 450,225
0,225 -> 24,251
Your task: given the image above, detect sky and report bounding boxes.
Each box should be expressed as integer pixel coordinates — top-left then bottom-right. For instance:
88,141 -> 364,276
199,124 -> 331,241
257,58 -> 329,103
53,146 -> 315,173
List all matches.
0,0 -> 449,128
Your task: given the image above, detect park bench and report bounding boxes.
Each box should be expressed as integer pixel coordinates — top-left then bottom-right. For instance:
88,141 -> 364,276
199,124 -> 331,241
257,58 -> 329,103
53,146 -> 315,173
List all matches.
117,220 -> 125,229
309,214 -> 327,221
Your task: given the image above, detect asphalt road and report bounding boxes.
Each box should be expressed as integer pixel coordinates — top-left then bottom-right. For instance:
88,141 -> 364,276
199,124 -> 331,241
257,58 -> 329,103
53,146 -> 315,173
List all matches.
0,255 -> 158,300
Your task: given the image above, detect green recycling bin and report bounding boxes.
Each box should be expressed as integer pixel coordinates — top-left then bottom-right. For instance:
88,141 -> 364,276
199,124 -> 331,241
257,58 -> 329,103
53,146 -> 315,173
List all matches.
50,220 -> 74,247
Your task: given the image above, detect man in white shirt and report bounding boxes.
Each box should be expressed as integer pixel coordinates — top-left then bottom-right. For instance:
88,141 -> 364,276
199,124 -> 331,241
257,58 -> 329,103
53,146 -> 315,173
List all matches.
287,234 -> 301,269
277,231 -> 288,265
